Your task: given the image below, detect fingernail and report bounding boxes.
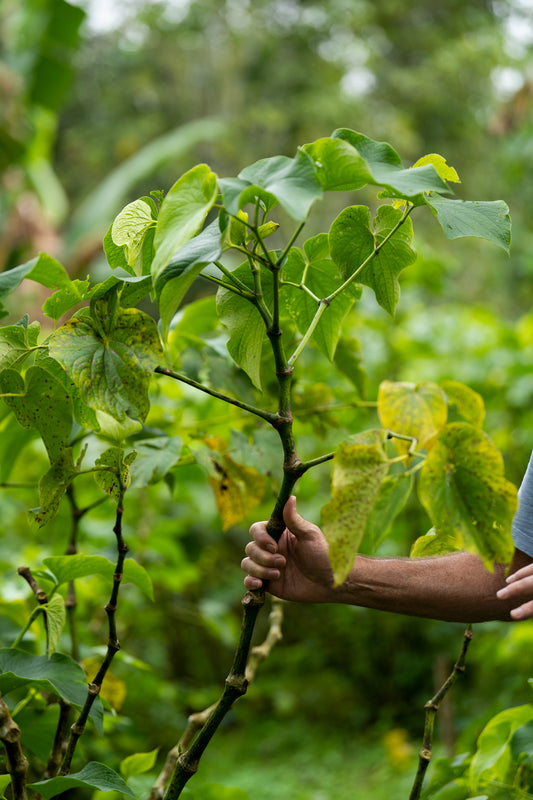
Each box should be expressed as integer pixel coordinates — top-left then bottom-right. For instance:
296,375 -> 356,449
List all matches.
267,544 -> 277,554
497,587 -> 509,598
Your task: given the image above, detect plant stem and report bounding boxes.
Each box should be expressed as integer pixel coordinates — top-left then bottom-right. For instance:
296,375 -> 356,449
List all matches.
409,624 -> 474,800
16,567 -> 49,653
154,599 -> 284,800
288,204 -> 414,366
154,366 -> 276,425
276,221 -> 305,267
43,700 -> 71,779
59,492 -> 129,775
0,692 -> 28,800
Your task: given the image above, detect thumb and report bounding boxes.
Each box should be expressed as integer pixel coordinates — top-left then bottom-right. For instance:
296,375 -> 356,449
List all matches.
283,496 -> 320,541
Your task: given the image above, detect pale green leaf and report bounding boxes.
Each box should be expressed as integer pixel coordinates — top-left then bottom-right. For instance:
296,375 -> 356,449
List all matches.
425,195 -> 511,252
120,749 -> 159,780
321,430 -> 389,585
378,380 -> 448,454
31,449 -> 78,527
29,762 -> 137,799
94,447 -> 136,500
0,322 -> 40,371
410,527 -> 462,558
302,136 -> 372,191
41,279 -> 93,321
130,436 -> 183,488
0,366 -> 73,462
44,593 -> 66,654
112,199 -> 155,267
151,164 -> 218,280
418,423 -> 517,567
43,554 -> 154,601
49,296 -> 163,422
470,705 -> 533,791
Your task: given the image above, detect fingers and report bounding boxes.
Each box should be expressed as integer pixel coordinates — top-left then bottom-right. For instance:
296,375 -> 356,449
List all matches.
497,565 -> 533,620
510,600 -> 533,621
241,522 -> 286,588
506,562 -> 533,583
283,496 -> 321,541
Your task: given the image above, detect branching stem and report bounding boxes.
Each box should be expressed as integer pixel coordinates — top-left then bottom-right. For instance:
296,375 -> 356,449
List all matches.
59,488 -> 129,775
409,624 -> 474,800
154,366 -> 276,425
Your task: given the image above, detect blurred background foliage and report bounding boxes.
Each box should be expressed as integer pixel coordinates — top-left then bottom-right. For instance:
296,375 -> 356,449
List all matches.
2,0 -> 533,798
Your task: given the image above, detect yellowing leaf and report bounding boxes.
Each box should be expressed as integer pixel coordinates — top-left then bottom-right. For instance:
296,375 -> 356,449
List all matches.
321,430 -> 389,585
412,154 -> 460,184
378,380 -> 447,453
208,456 -> 266,531
111,199 -> 155,267
83,658 -> 127,711
418,423 -> 517,567
440,380 -> 485,428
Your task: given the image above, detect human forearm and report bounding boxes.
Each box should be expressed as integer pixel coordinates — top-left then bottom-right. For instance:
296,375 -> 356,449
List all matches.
328,549 -> 532,623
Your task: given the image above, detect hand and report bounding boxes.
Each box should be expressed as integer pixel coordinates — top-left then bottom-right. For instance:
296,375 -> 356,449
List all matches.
497,562 -> 533,620
241,496 -> 334,603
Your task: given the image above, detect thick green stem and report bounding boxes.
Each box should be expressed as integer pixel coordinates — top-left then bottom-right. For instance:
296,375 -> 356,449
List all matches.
164,591 -> 265,800
409,624 -> 473,800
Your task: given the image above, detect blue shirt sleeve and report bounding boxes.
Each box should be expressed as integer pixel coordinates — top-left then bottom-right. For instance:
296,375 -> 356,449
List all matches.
512,452 -> 533,558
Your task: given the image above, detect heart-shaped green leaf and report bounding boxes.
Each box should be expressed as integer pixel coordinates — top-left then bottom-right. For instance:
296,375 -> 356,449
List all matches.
49,295 -> 163,422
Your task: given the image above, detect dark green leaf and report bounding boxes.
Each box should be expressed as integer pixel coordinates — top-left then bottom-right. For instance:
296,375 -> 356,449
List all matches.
282,234 -> 360,360
155,220 -> 223,339
425,195 -> 511,252
332,129 -> 449,199
216,264 -> 273,388
29,761 -> 137,799
0,253 -> 70,301
222,148 -> 322,221
0,649 -> 103,732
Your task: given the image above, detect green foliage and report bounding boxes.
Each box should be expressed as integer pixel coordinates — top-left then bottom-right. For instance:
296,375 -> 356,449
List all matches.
30,761 -> 137,798
0,129 -> 518,799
